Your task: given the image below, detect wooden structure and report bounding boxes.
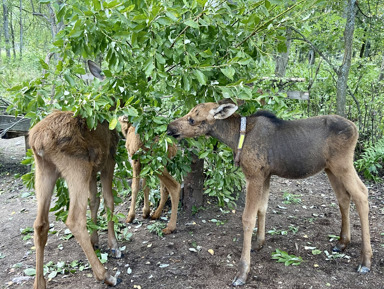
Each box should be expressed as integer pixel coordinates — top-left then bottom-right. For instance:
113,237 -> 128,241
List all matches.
0,115 -> 31,152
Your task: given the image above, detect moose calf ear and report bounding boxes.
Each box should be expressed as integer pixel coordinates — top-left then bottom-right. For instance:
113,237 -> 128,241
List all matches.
118,116 -> 129,123
88,60 -> 105,80
210,103 -> 238,120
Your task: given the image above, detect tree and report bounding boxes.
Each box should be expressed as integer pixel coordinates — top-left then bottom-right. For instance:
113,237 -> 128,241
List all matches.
336,0 -> 356,117
10,0 -> 311,213
275,27 -> 292,77
19,0 -> 23,59
2,0 -> 10,59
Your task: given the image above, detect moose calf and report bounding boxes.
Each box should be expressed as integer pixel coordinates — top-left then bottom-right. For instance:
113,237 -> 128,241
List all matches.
86,60 -> 181,235
167,102 -> 372,286
118,116 -> 180,234
29,111 -> 121,288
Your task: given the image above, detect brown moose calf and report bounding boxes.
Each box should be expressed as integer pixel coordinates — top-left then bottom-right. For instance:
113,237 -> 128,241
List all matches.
85,60 -> 181,234
118,116 -> 180,234
29,111 -> 121,288
167,102 -> 372,286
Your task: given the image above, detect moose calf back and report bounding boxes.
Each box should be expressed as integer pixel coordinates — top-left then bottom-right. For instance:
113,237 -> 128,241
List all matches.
245,113 -> 358,179
29,111 -> 118,170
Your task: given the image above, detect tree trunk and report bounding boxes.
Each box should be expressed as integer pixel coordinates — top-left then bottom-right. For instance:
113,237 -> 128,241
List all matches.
336,0 -> 356,117
9,8 -> 16,59
182,152 -> 204,216
0,24 -> 2,64
378,54 -> 384,82
19,0 -> 23,59
274,27 -> 292,77
2,0 -> 10,59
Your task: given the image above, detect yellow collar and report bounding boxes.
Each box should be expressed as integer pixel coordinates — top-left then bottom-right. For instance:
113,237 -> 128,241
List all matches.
234,116 -> 246,167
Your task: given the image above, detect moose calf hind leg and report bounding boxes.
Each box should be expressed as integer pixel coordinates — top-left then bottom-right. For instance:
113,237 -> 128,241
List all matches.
89,175 -> 100,249
142,179 -> 151,219
101,162 -> 122,259
159,169 -> 180,235
33,159 -> 57,289
325,169 -> 352,253
151,182 -> 168,220
327,167 -> 372,273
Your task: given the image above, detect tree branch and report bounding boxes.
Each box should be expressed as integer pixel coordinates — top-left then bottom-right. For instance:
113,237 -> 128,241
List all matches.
290,27 -> 338,75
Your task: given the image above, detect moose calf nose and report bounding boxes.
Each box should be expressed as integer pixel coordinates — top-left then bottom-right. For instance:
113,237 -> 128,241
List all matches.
166,127 -> 174,136
167,125 -> 179,138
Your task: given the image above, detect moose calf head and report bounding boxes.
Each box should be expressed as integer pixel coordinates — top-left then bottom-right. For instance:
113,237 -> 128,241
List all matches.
167,102 -> 238,139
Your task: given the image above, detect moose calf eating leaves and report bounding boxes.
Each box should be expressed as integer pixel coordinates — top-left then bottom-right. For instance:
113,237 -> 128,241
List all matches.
167,102 -> 372,286
29,111 -> 121,288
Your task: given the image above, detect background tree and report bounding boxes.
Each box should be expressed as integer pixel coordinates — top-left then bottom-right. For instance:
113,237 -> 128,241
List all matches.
2,0 -> 10,59
336,0 -> 356,117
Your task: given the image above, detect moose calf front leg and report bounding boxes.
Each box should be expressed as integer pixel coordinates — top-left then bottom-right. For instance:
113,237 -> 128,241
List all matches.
254,177 -> 270,250
233,179 -> 261,286
127,160 -> 140,223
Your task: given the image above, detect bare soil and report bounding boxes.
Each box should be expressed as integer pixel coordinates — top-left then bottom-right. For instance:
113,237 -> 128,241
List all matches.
1,136 -> 384,289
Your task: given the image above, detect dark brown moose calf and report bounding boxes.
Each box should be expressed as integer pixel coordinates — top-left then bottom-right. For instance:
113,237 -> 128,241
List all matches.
167,102 -> 372,286
29,111 -> 122,288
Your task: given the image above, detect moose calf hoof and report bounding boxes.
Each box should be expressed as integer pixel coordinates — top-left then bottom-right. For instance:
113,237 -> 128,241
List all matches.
104,273 -> 122,286
357,265 -> 370,274
110,249 -> 123,259
254,240 -> 265,251
162,227 -> 174,235
232,276 -> 246,287
126,214 -> 135,223
332,243 -> 347,253
142,210 -> 150,219
150,212 -> 161,220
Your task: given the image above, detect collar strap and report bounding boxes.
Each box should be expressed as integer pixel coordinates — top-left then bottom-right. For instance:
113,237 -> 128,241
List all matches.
234,116 -> 247,167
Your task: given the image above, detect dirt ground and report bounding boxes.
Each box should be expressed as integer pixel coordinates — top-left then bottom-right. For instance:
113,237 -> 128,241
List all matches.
1,136 -> 384,289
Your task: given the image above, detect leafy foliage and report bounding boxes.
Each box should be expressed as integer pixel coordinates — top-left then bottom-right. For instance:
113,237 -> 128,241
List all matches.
271,249 -> 303,266
355,137 -> 384,183
9,0 -> 310,215
147,222 -> 167,237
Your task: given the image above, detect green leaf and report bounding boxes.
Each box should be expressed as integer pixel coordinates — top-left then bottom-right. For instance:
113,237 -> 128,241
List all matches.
277,41 -> 287,53
199,151 -> 209,159
144,58 -> 155,77
92,0 -> 101,11
184,19 -> 199,29
220,66 -> 235,80
39,59 -> 49,70
193,70 -> 207,85
103,0 -> 122,9
109,118 -> 118,130
47,271 -> 58,279
126,107 -> 139,117
63,73 -> 76,87
24,268 -> 36,276
157,16 -> 174,26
